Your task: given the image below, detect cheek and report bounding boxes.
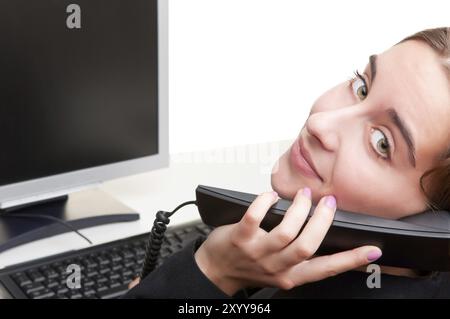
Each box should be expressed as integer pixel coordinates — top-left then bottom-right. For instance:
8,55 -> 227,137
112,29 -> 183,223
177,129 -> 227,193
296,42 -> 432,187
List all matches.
332,166 -> 386,215
329,152 -> 382,212
331,158 -> 423,219
328,143 -> 401,217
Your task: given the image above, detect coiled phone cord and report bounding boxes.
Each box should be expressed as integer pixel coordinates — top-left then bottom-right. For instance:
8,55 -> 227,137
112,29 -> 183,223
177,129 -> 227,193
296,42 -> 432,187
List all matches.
140,200 -> 197,279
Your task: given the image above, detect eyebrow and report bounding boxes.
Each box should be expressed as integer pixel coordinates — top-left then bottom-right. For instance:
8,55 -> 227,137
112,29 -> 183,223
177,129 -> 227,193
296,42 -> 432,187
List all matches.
368,54 -> 416,168
369,54 -> 377,84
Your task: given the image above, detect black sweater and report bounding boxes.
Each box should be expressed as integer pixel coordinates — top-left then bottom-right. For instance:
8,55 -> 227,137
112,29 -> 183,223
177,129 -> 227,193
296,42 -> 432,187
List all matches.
123,237 -> 450,299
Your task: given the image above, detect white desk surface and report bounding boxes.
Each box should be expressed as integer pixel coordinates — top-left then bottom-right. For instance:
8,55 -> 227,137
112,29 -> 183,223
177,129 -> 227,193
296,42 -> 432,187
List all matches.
0,140 -> 291,270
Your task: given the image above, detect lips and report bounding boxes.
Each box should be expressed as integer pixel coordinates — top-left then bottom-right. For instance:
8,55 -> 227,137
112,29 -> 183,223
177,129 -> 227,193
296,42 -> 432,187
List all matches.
289,137 -> 323,181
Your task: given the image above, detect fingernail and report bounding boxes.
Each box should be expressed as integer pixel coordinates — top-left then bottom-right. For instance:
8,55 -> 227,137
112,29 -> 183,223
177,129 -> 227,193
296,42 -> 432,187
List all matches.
272,191 -> 278,198
367,249 -> 382,262
324,195 -> 336,208
302,187 -> 311,199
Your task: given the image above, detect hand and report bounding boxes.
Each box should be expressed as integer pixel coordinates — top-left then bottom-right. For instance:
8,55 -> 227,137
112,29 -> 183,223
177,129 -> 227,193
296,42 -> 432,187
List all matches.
194,188 -> 382,296
128,277 -> 140,290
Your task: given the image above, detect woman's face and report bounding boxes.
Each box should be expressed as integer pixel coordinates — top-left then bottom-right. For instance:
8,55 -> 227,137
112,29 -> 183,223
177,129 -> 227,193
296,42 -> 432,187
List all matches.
271,40 -> 450,219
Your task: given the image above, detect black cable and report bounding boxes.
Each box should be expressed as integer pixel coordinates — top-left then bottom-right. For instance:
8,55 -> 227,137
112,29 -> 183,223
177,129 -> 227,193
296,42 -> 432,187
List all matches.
1,212 -> 93,245
166,200 -> 197,217
140,200 -> 197,279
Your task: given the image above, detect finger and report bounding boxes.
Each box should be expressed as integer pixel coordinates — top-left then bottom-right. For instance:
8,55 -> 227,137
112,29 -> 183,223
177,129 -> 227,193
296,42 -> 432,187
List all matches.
289,246 -> 382,287
270,195 -> 336,269
233,191 -> 279,241
128,277 -> 141,290
262,187 -> 312,253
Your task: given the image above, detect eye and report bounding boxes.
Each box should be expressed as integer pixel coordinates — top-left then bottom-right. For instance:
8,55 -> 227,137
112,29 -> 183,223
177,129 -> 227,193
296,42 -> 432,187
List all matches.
370,128 -> 390,160
350,71 -> 368,100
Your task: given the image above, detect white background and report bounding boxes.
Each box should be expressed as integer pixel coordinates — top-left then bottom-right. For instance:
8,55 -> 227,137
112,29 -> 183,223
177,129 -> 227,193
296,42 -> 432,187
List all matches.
169,0 -> 449,153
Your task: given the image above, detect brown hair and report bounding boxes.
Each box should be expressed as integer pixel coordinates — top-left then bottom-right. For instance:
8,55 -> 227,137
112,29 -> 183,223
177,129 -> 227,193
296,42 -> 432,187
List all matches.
397,27 -> 450,212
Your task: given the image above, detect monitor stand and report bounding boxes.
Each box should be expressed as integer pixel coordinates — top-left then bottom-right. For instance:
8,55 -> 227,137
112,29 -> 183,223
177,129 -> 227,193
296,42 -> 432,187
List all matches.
0,188 -> 140,253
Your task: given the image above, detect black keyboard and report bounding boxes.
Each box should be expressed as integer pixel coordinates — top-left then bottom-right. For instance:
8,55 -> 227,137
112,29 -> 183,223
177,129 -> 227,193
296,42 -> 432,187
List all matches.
0,220 -> 212,299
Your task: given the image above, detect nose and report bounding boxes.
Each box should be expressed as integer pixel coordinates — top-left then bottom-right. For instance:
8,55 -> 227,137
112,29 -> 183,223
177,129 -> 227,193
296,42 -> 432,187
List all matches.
305,105 -> 360,153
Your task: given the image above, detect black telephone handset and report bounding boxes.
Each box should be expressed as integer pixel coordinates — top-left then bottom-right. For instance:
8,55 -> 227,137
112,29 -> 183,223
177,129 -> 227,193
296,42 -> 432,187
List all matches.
195,185 -> 450,271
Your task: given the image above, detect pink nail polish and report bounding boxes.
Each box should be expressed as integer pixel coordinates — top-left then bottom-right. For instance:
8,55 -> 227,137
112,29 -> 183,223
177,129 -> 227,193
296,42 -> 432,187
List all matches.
367,250 -> 382,262
325,195 -> 336,208
272,191 -> 278,198
302,187 -> 311,199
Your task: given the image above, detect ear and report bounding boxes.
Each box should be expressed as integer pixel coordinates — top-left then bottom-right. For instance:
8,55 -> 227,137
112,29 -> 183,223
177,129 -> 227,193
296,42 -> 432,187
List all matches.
400,210 -> 450,231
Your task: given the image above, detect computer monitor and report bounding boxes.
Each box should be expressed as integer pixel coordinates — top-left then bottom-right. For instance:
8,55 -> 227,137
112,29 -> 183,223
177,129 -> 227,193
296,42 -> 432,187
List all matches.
0,0 -> 168,251
0,0 -> 168,209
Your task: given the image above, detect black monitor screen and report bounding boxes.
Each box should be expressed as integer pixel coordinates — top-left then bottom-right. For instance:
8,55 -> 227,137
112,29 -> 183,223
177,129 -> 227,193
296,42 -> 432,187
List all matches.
0,0 -> 159,186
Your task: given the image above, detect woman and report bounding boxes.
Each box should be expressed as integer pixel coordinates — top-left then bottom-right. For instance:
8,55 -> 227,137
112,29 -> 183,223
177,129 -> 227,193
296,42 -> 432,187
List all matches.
125,27 -> 450,298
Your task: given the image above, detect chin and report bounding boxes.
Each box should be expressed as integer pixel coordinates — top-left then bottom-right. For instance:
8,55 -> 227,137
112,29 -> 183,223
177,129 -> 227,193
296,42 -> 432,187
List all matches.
271,151 -> 299,200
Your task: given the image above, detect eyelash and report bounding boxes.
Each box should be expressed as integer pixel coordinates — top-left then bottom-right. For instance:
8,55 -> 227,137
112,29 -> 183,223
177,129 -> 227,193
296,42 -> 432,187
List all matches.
349,70 -> 392,162
348,70 -> 368,92
354,70 -> 366,83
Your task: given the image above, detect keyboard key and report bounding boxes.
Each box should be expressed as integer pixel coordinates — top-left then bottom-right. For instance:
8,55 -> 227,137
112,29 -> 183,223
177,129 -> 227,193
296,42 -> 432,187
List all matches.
68,291 -> 83,299
24,282 -> 45,294
121,251 -> 134,259
51,262 -> 62,268
122,270 -> 133,277
133,247 -> 146,256
47,280 -> 59,289
98,284 -> 129,299
99,267 -> 111,275
54,265 -> 68,274
13,272 -> 32,287
27,270 -> 46,283
83,259 -> 98,269
56,287 -> 69,295
30,288 -> 55,299
110,253 -> 122,263
42,268 -> 59,280
109,273 -> 120,281
164,236 -> 179,246
83,290 -> 96,298
174,230 -> 185,237
112,264 -> 123,272
110,281 -> 121,289
97,256 -> 110,266
124,260 -> 135,268
97,284 -> 109,293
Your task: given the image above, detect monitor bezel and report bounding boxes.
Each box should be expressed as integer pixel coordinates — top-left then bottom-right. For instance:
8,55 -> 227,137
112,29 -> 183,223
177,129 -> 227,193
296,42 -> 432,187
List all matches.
0,0 -> 168,208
